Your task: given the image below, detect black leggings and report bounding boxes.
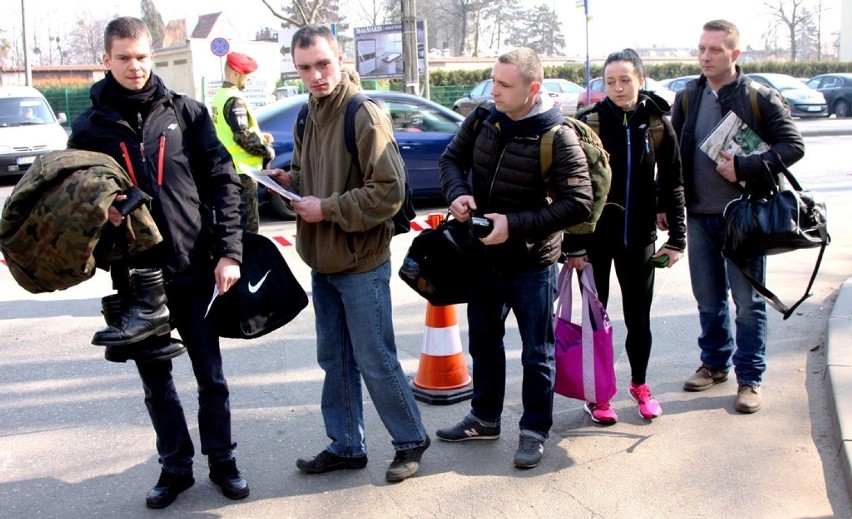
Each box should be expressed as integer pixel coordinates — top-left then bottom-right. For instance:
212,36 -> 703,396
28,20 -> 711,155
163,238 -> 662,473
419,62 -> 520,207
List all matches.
587,241 -> 656,385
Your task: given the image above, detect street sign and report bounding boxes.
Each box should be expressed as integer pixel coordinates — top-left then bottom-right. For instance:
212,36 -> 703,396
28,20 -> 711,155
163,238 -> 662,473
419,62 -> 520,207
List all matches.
210,37 -> 230,57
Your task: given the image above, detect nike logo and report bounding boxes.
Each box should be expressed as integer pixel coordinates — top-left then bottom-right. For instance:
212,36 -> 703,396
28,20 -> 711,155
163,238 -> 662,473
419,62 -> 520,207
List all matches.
248,270 -> 271,293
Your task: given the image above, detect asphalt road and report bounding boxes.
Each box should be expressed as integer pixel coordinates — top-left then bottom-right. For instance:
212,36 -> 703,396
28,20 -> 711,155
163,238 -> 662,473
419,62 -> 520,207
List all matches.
1,117 -> 852,518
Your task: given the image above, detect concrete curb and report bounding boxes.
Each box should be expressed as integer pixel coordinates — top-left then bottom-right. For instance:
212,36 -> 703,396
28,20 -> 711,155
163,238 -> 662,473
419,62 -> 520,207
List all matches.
827,277 -> 852,498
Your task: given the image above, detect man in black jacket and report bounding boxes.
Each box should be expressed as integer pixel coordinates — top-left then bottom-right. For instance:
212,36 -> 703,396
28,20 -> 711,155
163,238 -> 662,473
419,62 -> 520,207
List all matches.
671,19 -> 805,414
437,47 -> 593,469
68,17 -> 249,508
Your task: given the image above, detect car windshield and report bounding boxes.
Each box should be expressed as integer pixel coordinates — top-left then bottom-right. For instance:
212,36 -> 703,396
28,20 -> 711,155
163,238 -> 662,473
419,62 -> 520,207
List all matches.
0,97 -> 55,127
765,74 -> 808,91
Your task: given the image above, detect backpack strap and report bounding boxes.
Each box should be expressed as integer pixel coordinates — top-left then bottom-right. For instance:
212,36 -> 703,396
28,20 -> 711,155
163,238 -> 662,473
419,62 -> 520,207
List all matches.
540,125 -> 560,179
296,92 -> 372,171
344,92 -> 371,166
648,112 -> 664,152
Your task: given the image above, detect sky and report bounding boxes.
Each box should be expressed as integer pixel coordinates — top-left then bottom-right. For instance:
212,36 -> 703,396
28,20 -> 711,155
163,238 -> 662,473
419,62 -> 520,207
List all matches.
2,0 -> 843,60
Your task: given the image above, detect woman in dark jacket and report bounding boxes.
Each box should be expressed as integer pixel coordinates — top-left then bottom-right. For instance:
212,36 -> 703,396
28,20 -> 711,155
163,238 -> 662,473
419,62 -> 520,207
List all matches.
566,48 -> 686,424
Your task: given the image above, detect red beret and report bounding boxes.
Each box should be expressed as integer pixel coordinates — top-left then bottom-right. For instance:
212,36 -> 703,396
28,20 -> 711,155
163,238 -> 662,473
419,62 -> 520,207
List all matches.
226,52 -> 257,74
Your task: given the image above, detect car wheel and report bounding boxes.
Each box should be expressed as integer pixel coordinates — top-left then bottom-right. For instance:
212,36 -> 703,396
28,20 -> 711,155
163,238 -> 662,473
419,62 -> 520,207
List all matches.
835,99 -> 850,118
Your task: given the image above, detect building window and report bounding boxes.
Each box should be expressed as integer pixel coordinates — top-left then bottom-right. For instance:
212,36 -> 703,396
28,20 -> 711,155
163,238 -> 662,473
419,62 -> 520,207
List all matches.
173,59 -> 187,65
155,61 -> 169,67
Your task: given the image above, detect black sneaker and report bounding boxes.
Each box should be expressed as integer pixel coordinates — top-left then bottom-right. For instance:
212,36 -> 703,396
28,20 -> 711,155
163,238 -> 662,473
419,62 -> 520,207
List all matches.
296,450 -> 368,474
209,458 -> 250,500
385,436 -> 430,482
513,433 -> 544,469
436,415 -> 500,442
145,470 -> 194,509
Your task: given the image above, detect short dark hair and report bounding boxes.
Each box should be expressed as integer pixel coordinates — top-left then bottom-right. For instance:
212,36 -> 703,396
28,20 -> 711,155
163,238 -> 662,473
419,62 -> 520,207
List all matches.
497,47 -> 543,84
603,48 -> 646,80
703,19 -> 740,50
104,17 -> 151,54
291,24 -> 339,57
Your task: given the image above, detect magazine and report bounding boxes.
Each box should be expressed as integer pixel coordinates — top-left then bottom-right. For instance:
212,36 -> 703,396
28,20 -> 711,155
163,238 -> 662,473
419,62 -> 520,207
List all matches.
698,111 -> 770,165
239,165 -> 302,202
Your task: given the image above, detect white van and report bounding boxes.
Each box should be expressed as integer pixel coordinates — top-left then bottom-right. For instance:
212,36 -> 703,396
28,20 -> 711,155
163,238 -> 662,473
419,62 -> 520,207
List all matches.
0,86 -> 68,178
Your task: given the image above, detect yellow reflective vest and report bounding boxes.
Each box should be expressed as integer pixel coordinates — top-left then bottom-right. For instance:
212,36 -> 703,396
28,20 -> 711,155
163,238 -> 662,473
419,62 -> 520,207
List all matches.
211,86 -> 263,173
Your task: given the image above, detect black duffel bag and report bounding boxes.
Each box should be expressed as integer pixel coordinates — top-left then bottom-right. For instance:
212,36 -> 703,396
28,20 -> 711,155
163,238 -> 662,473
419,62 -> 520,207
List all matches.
212,232 -> 308,338
723,152 -> 830,318
398,215 -> 485,306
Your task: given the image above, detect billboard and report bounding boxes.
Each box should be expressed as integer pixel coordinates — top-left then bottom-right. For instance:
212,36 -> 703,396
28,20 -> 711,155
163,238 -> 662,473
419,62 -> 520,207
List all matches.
353,21 -> 425,80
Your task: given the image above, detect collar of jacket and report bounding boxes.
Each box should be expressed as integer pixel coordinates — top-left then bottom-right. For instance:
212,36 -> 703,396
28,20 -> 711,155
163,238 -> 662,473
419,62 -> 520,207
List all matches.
308,72 -> 357,128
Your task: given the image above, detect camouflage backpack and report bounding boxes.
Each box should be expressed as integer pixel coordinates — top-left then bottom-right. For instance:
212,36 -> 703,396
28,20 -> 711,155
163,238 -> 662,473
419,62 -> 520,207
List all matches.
0,150 -> 162,293
471,106 -> 612,235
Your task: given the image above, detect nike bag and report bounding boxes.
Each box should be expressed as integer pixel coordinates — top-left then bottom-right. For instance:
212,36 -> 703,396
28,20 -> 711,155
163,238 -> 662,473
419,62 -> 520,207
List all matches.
553,263 -> 617,403
212,232 -> 308,339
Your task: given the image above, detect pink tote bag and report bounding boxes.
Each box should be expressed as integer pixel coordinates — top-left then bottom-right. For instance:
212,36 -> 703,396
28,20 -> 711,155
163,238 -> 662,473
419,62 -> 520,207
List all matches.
552,263 -> 617,403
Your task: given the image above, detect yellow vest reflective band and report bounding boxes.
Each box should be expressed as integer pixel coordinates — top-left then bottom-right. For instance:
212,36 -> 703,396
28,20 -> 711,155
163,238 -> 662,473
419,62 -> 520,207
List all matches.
211,85 -> 263,173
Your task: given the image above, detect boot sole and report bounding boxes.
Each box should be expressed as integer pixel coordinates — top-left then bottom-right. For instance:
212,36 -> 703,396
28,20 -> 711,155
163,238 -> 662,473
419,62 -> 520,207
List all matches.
91,323 -> 171,347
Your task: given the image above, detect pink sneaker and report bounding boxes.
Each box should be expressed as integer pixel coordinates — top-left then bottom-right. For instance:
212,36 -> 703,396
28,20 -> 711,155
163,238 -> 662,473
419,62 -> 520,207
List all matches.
584,402 -> 618,424
629,382 -> 662,419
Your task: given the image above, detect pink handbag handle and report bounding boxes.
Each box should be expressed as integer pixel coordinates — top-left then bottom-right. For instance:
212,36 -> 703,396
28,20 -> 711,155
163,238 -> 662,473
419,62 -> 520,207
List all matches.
555,263 -> 609,331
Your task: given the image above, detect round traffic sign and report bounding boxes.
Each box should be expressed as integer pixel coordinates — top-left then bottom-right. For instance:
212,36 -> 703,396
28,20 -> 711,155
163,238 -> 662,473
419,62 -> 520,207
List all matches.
210,37 -> 230,57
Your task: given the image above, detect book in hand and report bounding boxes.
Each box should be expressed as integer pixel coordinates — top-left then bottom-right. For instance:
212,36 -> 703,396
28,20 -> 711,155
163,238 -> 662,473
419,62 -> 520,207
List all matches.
239,165 -> 302,202
698,111 -> 770,165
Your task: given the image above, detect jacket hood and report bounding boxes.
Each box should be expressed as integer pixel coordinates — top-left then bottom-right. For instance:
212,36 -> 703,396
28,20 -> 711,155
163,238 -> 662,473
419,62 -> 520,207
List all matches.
490,94 -> 564,138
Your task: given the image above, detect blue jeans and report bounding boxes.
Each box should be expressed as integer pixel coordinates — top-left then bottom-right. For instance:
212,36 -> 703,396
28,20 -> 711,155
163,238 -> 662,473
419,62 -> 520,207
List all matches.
136,275 -> 235,475
467,262 -> 557,438
687,213 -> 767,385
311,260 -> 428,457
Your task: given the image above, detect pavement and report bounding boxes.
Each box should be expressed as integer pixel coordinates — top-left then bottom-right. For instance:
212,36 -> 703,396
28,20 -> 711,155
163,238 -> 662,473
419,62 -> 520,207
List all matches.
1,118 -> 852,518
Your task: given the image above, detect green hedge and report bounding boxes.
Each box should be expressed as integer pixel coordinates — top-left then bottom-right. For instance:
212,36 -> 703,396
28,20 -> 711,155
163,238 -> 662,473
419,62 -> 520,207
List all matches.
37,60 -> 852,116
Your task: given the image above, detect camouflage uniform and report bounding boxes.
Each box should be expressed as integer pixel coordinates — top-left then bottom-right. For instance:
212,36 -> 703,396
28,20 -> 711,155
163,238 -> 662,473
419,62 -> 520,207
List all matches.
0,150 -> 162,293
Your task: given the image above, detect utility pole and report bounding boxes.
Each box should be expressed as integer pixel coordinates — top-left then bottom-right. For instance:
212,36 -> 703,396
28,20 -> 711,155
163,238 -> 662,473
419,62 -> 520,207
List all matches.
401,0 -> 419,95
21,0 -> 32,86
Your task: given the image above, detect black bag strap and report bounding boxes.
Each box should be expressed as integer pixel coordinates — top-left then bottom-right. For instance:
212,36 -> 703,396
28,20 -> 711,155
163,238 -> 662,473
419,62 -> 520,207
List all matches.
733,241 -> 826,319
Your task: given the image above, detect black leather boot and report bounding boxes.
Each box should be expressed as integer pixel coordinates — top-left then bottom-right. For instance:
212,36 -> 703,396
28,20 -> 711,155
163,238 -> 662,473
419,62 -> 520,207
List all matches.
92,268 -> 171,347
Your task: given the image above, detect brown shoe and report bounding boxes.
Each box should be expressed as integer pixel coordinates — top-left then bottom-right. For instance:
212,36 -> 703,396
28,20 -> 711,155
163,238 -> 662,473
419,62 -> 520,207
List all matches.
735,384 -> 762,413
683,365 -> 729,391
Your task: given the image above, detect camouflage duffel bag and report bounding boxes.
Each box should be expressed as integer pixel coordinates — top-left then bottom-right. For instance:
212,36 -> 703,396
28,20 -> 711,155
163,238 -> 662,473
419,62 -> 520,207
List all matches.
0,150 -> 162,293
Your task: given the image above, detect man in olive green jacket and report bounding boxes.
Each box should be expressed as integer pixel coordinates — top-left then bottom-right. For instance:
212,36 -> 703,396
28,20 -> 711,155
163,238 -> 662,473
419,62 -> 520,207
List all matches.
268,24 -> 430,483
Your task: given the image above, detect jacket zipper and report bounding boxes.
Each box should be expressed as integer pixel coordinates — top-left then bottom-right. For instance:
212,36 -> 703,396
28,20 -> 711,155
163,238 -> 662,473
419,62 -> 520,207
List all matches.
623,112 -> 632,248
119,142 -> 138,186
157,133 -> 165,185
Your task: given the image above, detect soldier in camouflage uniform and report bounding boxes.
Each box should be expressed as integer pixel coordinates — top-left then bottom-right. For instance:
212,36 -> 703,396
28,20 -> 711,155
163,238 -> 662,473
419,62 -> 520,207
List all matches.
211,51 -> 275,233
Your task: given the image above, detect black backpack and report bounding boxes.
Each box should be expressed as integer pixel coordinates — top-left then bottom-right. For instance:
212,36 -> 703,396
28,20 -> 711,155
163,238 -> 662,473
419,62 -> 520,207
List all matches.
296,93 -> 416,235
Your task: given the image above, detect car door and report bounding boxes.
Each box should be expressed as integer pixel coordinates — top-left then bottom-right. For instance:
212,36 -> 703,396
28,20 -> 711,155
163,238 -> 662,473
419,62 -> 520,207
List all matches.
383,98 -> 462,198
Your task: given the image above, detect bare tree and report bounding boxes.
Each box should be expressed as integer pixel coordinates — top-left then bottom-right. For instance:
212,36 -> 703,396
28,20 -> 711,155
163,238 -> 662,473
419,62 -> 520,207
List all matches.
764,0 -> 812,61
259,0 -> 332,27
67,15 -> 108,65
350,0 -> 395,26
481,0 -> 521,54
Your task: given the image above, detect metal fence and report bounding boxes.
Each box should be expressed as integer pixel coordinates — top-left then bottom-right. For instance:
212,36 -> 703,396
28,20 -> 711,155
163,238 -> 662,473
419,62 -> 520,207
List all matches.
36,83 -> 476,125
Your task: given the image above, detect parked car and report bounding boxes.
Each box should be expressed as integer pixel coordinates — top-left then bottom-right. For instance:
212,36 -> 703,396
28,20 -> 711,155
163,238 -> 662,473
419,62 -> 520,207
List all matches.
0,86 -> 68,178
575,77 -> 607,111
451,79 -> 495,115
805,73 -> 852,118
451,79 -> 567,116
659,74 -> 700,93
576,77 -> 676,112
542,78 -> 585,117
747,73 -> 828,118
254,91 -> 464,219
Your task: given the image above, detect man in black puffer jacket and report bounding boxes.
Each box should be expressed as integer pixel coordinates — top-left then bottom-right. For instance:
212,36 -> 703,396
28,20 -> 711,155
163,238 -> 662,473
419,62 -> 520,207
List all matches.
437,47 -> 593,469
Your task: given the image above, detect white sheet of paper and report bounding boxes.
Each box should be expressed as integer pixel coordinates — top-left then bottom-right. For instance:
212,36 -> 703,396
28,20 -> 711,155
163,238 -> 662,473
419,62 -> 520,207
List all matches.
204,284 -> 220,319
239,165 -> 302,202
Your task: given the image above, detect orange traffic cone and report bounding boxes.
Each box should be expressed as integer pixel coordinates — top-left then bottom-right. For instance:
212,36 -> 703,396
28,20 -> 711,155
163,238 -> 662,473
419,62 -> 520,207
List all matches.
411,302 -> 473,405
